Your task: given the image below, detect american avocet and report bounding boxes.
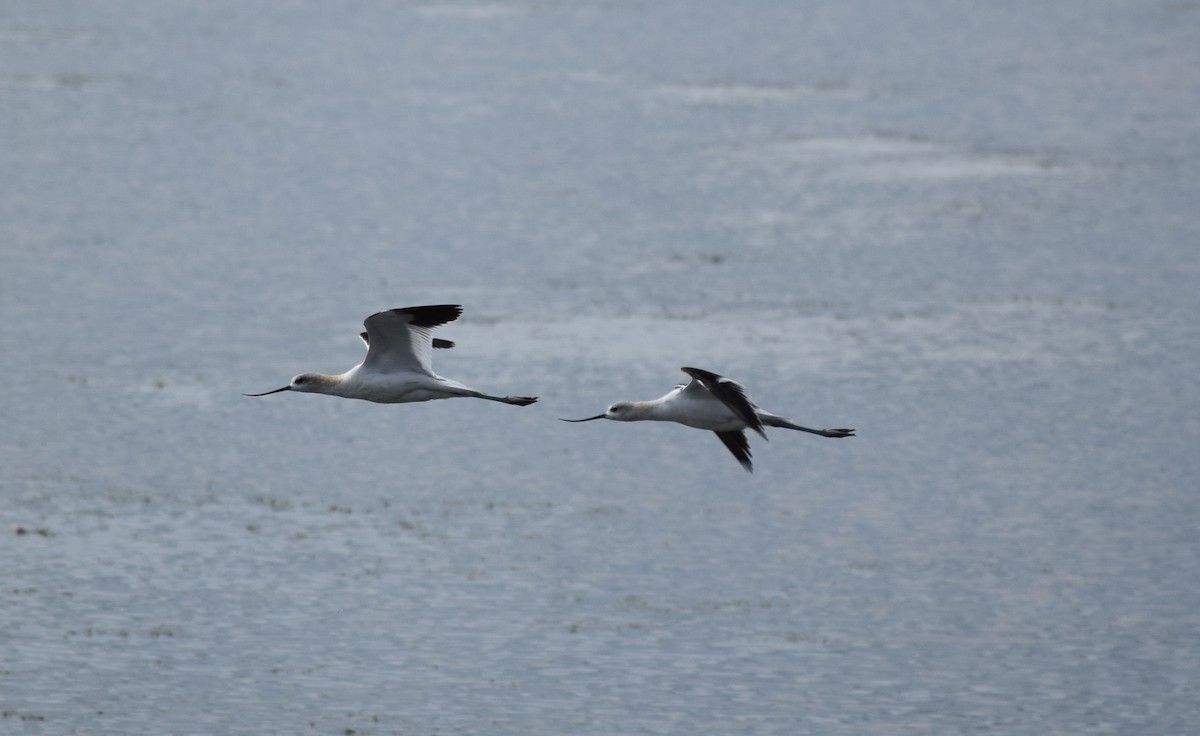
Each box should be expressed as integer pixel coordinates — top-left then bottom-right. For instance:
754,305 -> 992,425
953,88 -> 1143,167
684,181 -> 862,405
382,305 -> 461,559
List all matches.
245,305 -> 537,406
562,367 -> 852,472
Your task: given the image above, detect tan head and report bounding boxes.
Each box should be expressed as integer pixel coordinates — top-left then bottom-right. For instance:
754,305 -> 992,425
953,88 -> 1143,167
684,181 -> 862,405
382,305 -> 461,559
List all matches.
244,373 -> 340,397
560,400 -> 644,423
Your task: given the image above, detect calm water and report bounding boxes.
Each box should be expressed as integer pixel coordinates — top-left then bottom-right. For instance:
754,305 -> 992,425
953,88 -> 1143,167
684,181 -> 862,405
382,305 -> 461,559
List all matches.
3,1 -> 1199,734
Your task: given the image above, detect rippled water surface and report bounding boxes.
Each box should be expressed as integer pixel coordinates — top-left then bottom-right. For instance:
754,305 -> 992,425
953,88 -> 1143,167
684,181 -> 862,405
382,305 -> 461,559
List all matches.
3,2 -> 1199,734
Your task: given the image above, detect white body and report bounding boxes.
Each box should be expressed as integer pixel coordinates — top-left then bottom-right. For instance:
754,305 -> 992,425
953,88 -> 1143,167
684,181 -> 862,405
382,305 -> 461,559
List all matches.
612,381 -> 799,432
318,363 -> 486,404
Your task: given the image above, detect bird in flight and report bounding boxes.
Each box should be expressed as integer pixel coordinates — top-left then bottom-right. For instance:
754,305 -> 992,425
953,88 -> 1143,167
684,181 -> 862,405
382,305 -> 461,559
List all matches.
245,304 -> 537,406
562,366 -> 852,472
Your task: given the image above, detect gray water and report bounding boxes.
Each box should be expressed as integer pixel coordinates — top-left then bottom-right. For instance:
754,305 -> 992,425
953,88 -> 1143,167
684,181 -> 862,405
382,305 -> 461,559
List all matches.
3,1 -> 1199,734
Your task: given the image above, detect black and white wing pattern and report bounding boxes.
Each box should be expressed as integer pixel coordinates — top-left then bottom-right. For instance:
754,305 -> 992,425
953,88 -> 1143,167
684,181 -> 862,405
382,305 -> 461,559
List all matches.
681,367 -> 766,439
360,304 -> 462,375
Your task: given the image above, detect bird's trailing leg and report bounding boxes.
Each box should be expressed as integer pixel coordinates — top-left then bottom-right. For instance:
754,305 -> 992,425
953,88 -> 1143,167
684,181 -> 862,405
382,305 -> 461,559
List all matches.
478,394 -> 538,406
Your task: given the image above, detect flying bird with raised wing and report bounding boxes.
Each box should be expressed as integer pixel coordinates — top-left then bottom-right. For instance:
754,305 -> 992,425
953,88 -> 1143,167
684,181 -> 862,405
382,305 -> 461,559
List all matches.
245,304 -> 537,406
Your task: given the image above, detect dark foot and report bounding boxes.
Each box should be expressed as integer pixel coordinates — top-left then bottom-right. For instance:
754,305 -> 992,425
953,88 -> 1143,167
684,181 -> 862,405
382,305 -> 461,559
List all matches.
822,428 -> 855,438
506,396 -> 538,406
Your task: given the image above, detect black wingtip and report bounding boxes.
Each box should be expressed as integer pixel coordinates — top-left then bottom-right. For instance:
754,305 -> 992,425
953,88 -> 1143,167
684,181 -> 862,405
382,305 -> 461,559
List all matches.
680,366 -> 718,382
386,304 -> 463,329
714,431 -> 754,473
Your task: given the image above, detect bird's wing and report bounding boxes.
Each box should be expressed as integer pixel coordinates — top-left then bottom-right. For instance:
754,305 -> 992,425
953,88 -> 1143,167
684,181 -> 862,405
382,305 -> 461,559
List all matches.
681,367 -> 766,439
714,430 -> 753,473
361,304 -> 462,374
361,331 -> 454,350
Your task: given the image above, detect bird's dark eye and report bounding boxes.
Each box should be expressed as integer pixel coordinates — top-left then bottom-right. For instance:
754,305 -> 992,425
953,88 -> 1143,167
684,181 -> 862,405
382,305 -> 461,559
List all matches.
294,377 -> 306,385
609,405 -> 620,413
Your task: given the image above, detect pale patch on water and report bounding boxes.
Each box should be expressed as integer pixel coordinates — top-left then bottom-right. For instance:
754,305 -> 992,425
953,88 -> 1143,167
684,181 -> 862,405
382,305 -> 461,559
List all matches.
724,134 -> 1070,182
837,298 -> 1140,369
0,72 -> 99,92
649,80 -> 872,106
0,28 -> 98,45
414,1 -> 535,19
446,296 -> 1137,379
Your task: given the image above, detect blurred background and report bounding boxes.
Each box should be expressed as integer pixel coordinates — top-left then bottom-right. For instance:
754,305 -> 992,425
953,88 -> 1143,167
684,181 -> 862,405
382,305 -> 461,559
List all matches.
2,1 -> 1198,733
